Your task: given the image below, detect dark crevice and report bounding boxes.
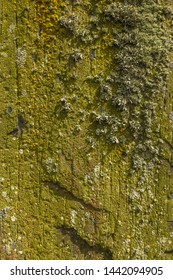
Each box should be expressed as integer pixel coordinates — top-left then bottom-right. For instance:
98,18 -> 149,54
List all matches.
164,249 -> 173,254
43,180 -> 113,216
58,225 -> 113,260
7,114 -> 26,137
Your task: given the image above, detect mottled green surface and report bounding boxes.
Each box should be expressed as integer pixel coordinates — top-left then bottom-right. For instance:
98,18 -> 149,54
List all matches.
0,0 -> 173,259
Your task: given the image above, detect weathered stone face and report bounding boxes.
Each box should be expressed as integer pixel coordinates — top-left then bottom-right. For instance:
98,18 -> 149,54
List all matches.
0,0 -> 173,259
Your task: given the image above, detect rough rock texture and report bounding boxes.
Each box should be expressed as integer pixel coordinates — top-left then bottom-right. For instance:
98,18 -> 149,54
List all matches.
0,0 -> 173,259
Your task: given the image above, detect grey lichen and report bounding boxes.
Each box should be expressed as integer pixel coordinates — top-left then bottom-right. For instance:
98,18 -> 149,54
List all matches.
90,0 -> 172,171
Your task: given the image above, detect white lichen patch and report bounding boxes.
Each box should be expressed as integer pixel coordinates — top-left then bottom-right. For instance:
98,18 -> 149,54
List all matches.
70,210 -> 77,225
5,244 -> 12,255
9,23 -> 15,33
0,52 -> 8,58
93,164 -> 101,178
22,90 -> 27,95
84,163 -> 109,186
11,215 -> 17,222
2,191 -> 7,198
18,250 -> 23,255
16,48 -> 27,67
45,157 -> 58,174
19,149 -> 23,155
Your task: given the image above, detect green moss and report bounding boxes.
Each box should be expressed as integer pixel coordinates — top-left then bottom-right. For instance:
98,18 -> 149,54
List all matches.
1,0 -> 173,260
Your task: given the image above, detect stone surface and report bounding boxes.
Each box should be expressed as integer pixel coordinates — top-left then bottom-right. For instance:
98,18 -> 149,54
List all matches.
0,0 -> 173,259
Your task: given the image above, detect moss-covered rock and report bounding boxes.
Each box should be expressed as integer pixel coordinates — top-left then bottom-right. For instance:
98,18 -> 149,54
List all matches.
0,0 -> 173,259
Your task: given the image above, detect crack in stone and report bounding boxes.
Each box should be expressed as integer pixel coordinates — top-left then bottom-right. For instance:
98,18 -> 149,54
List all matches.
7,114 -> 26,137
164,249 -> 173,254
58,225 -> 113,260
43,180 -> 113,216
